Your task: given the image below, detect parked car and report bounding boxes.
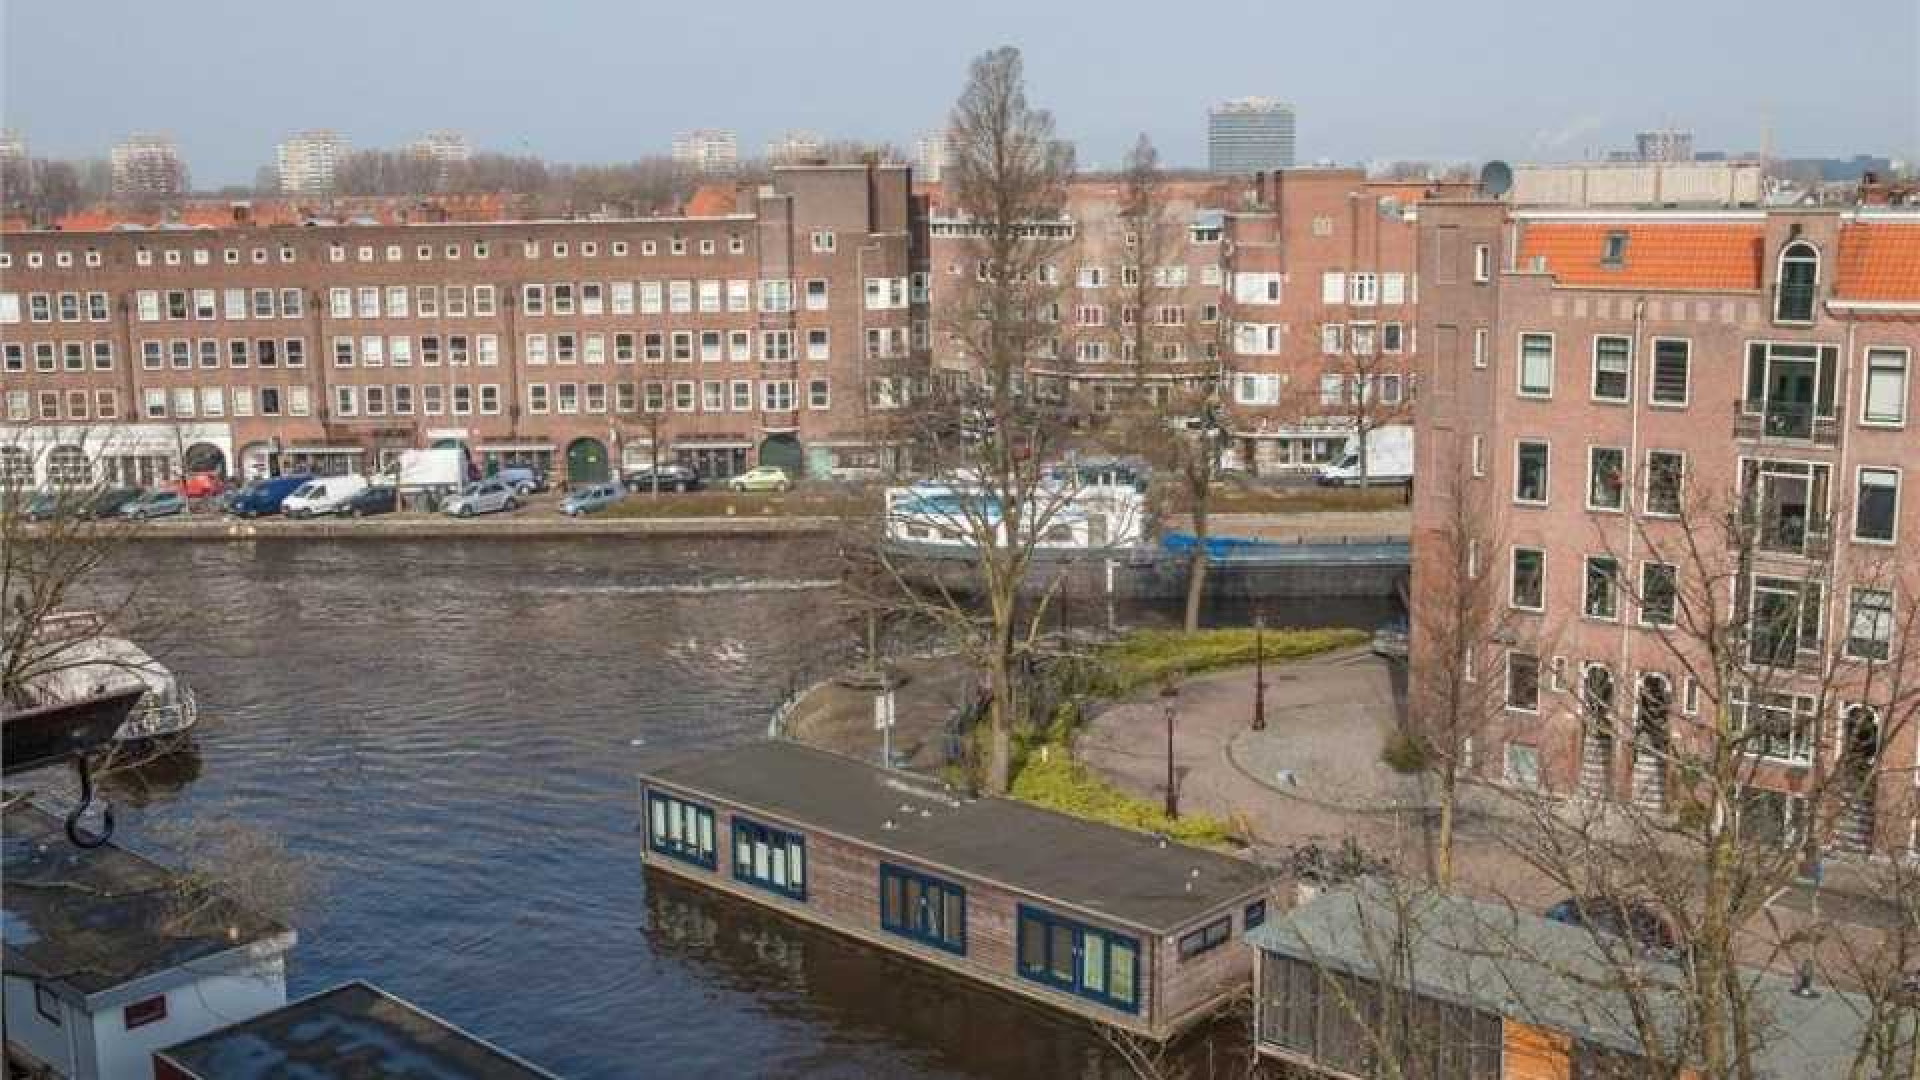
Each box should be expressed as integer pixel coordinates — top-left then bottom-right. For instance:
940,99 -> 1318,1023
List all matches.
224,473 -> 314,518
1545,896 -> 1682,960
561,483 -> 623,517
1371,616 -> 1409,659
729,466 -> 793,493
179,472 -> 225,499
493,465 -> 547,496
340,485 -> 398,518
623,463 -> 703,494
442,480 -> 519,517
120,490 -> 188,520
21,492 -> 63,522
281,475 -> 370,519
79,487 -> 143,520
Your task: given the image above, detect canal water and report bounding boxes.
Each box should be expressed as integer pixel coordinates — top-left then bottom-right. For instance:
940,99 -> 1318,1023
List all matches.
70,538 -> 1392,1079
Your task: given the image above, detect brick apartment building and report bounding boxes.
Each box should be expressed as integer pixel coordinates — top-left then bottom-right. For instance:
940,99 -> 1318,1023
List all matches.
1411,199 -> 1920,856
0,164 -> 927,488
924,169 -> 1466,471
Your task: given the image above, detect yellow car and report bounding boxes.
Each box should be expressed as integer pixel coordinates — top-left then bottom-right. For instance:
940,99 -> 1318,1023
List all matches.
728,466 -> 793,493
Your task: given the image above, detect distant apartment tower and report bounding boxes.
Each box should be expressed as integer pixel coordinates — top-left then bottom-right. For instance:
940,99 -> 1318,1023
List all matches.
672,129 -> 739,173
1208,99 -> 1296,173
276,130 -> 347,195
408,130 -> 471,167
764,131 -> 824,165
110,134 -> 186,197
915,131 -> 954,184
1636,129 -> 1695,163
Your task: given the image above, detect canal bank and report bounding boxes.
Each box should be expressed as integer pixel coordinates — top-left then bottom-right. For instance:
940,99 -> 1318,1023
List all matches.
98,513 -> 838,541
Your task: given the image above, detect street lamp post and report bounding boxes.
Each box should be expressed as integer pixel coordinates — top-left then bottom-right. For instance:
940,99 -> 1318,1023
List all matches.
1252,615 -> 1268,731
1161,677 -> 1181,819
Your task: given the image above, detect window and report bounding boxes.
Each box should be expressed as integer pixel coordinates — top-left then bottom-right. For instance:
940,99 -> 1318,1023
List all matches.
1511,548 -> 1545,611
645,791 -> 716,869
1348,272 -> 1379,306
806,328 -> 830,361
552,283 -> 575,315
1584,556 -> 1619,620
557,383 -> 579,413
731,380 -> 753,411
1847,587 -> 1894,661
393,385 -> 413,415
1774,241 -> 1818,323
1639,338 -> 1692,407
1244,900 -> 1267,930
731,817 -> 806,900
1601,230 -> 1629,265
702,381 -> 724,411
334,386 -> 357,417
123,995 -> 168,1030
473,285 -> 495,315
420,385 -> 442,415
523,284 -> 546,316
762,381 -> 795,412
1515,441 -> 1549,504
1016,906 -> 1138,1012
356,286 -> 379,319
1730,687 -> 1815,764
527,384 -> 549,414
1473,243 -> 1492,283
1638,563 -> 1678,627
1587,446 -> 1625,511
1258,953 -> 1502,1078
758,279 -> 792,312
1505,652 -> 1539,712
762,331 -> 793,362
674,382 -> 696,411
807,379 -> 830,409
1646,451 -> 1684,517
1235,375 -> 1281,406
1518,333 -> 1553,397
1178,916 -> 1233,961
879,863 -> 966,953
1743,342 -> 1838,438
1591,336 -> 1630,402
1854,467 -> 1899,543
1320,323 -> 1343,355
1382,322 -> 1404,354
1862,348 -> 1909,426
1234,272 -> 1281,304
1746,575 -> 1823,667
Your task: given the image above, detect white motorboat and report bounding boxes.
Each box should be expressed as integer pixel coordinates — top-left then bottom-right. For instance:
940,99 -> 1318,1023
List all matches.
10,612 -> 200,744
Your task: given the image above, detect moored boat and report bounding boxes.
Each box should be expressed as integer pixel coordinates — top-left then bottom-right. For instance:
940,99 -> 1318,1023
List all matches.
9,612 -> 200,746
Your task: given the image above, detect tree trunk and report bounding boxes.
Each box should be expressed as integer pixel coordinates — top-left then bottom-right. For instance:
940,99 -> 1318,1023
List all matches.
1183,499 -> 1209,633
1435,767 -> 1457,888
985,626 -> 1015,793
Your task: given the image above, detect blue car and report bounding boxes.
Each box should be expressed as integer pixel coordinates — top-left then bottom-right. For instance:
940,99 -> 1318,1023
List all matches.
224,473 -> 313,518
560,483 -> 623,517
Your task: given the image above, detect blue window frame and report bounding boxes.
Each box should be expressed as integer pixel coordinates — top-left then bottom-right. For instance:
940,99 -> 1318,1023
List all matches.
879,863 -> 967,954
1245,899 -> 1268,930
645,790 -> 716,870
731,816 -> 806,900
1177,915 -> 1233,961
1015,905 -> 1140,1013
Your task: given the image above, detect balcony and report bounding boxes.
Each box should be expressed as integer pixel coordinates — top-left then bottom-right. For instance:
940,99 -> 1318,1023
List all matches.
1733,400 -> 1839,448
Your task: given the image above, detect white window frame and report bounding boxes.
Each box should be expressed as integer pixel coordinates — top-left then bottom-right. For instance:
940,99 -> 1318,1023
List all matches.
1518,332 -> 1554,399
1861,347 -> 1909,428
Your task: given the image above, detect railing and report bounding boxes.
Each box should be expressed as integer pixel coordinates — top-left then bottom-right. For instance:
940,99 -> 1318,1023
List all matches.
115,687 -> 198,740
1733,401 -> 1839,447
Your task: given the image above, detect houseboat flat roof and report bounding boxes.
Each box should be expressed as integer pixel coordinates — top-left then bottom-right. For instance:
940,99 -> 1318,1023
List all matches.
156,980 -> 560,1079
642,739 -> 1272,931
1,804 -> 292,996
1248,881 -> 1876,1079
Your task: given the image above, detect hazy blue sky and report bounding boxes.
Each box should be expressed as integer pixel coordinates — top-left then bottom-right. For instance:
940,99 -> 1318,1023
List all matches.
5,0 -> 1915,186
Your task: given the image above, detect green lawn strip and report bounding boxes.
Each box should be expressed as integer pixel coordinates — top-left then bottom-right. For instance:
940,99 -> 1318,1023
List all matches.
1087,626 -> 1370,697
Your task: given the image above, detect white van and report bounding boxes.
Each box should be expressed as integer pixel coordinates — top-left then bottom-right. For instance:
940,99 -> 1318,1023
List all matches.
1316,425 -> 1415,487
281,474 -> 370,518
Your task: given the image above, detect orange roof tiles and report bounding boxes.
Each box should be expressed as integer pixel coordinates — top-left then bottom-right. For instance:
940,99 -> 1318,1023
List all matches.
1517,223 -> 1763,291
683,185 -> 738,217
1835,223 -> 1920,303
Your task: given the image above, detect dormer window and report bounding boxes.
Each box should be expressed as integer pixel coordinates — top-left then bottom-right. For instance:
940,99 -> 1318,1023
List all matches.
1775,241 -> 1818,323
1601,231 -> 1628,266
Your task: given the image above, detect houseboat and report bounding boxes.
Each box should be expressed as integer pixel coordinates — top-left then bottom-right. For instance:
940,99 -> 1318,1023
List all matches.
1248,882 -> 1878,1079
10,613 -> 199,747
638,739 -> 1277,1041
2,804 -> 296,1080
155,981 -> 560,1080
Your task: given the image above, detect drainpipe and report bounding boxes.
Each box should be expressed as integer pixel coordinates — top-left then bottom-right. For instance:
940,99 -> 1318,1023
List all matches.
1613,296 -> 1647,801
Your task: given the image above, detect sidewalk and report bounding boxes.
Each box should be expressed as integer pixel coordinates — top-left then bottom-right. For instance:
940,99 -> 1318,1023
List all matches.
781,652 -> 977,771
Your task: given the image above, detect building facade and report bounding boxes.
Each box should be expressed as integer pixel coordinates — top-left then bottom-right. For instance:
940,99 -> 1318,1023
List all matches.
0,164 -> 928,488
1411,199 -> 1920,856
671,130 -> 739,173
109,135 -> 186,198
1207,99 -> 1296,174
275,130 -> 347,196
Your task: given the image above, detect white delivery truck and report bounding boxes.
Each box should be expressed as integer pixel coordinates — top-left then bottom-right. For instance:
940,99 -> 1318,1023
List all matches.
393,448 -> 470,510
1317,424 -> 1415,487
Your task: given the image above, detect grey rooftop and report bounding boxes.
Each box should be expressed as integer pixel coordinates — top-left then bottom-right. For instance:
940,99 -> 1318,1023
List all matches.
641,738 -> 1273,931
156,980 -> 559,1079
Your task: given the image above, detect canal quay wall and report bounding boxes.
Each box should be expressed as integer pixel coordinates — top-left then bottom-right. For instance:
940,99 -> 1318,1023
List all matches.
70,515 -> 840,541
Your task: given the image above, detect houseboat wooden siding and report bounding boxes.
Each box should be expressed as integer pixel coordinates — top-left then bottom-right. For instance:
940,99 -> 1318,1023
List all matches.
638,740 -> 1276,1041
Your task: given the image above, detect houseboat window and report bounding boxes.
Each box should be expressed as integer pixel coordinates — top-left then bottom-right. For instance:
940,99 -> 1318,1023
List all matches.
123,994 -> 168,1030
646,791 -> 717,870
34,984 -> 60,1025
1257,953 -> 1501,1079
1178,916 -> 1233,961
732,817 -> 806,900
880,863 -> 966,954
1015,905 -> 1140,1012
1244,899 -> 1267,930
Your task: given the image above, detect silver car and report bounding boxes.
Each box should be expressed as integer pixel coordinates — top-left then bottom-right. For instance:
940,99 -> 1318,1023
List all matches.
441,480 -> 519,517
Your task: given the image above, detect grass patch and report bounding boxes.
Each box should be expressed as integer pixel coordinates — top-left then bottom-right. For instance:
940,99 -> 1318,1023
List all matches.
1207,486 -> 1409,514
1380,730 -> 1430,774
1088,626 -> 1369,697
1011,744 -> 1236,848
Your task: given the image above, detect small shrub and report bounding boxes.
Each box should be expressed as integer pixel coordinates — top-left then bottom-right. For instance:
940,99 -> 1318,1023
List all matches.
1011,744 -> 1236,848
1381,731 -> 1431,774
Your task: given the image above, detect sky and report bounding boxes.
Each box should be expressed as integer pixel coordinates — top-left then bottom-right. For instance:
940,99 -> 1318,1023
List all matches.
4,0 -> 1916,188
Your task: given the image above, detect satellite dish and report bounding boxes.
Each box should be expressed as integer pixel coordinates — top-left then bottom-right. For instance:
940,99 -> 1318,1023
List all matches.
1479,161 -> 1514,197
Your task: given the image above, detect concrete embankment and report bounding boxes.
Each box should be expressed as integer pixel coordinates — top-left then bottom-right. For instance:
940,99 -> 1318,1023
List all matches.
100,514 -> 840,542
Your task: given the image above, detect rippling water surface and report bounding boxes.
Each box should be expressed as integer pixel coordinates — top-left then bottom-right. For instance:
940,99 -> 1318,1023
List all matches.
80,537 -> 1390,1079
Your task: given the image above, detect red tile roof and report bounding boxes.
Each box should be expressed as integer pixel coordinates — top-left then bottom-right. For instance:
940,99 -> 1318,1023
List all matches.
1517,223 -> 1763,291
683,185 -> 738,217
1835,223 -> 1920,303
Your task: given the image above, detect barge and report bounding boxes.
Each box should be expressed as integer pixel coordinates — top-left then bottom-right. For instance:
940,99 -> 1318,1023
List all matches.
638,739 -> 1278,1041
